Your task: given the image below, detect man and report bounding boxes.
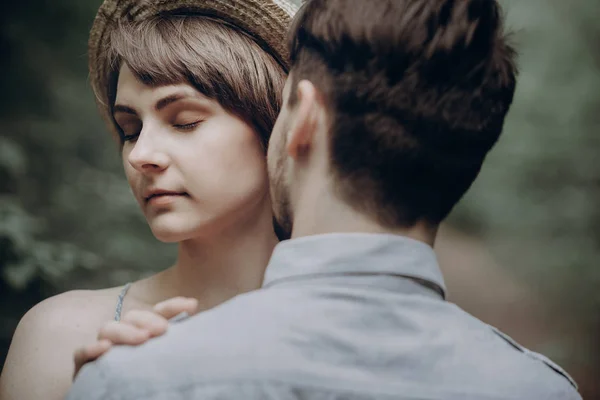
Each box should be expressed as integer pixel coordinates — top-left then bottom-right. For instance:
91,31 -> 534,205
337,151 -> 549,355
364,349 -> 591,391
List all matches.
69,0 -> 581,399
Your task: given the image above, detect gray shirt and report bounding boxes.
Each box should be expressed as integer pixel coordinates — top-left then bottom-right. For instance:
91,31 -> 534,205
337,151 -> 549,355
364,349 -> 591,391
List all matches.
68,233 -> 580,400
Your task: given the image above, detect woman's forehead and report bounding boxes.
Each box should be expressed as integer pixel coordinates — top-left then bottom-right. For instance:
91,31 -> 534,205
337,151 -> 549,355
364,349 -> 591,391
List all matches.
114,65 -> 214,111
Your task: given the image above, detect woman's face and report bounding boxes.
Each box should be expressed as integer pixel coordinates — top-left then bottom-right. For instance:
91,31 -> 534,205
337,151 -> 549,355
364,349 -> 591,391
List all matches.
114,64 -> 271,242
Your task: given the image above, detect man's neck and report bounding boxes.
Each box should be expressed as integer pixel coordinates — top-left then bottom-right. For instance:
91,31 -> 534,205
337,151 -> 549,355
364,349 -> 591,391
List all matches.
290,186 -> 436,246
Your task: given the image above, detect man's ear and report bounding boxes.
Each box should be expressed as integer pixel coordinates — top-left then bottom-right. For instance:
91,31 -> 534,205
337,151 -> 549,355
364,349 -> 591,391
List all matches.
286,80 -> 319,160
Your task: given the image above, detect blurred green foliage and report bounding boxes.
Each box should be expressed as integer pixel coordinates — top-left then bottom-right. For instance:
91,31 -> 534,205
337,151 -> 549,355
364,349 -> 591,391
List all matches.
453,0 -> 599,332
0,0 -> 598,396
0,0 -> 176,365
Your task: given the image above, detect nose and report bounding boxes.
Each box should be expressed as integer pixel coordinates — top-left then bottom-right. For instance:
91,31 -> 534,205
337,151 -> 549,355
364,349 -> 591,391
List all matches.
127,127 -> 170,174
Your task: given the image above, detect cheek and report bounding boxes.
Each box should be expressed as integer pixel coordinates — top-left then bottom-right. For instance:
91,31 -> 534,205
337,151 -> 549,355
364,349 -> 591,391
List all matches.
121,149 -> 138,188
227,128 -> 268,190
183,120 -> 268,199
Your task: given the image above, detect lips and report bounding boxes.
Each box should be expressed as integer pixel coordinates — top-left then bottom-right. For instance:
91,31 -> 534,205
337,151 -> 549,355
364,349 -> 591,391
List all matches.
144,190 -> 188,204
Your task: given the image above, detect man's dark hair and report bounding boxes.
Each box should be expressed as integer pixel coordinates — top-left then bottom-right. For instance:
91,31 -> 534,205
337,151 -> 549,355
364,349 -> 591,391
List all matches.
288,0 -> 518,227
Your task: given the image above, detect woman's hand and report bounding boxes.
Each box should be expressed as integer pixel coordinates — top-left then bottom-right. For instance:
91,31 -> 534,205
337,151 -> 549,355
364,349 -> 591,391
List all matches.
73,297 -> 198,378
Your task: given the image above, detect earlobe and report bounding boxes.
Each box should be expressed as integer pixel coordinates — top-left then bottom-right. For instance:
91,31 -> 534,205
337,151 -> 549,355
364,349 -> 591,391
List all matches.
286,80 -> 318,160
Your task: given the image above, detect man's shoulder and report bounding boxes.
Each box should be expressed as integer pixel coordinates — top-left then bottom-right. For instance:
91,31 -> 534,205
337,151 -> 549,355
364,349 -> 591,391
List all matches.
77,289 -> 582,400
90,288 -> 296,385
440,312 -> 581,399
479,325 -> 580,398
396,303 -> 580,398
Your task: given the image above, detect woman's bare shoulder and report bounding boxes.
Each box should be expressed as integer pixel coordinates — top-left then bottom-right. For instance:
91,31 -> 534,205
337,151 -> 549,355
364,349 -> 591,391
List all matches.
0,287 -> 126,400
21,287 -> 123,332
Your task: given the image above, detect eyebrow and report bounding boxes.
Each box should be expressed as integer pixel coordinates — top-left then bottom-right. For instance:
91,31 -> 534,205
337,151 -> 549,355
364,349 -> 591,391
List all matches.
113,92 -> 203,116
155,93 -> 190,111
113,104 -> 137,115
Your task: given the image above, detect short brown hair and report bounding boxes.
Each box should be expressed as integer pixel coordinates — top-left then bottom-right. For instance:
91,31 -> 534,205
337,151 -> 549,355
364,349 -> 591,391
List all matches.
96,14 -> 287,149
288,0 -> 518,227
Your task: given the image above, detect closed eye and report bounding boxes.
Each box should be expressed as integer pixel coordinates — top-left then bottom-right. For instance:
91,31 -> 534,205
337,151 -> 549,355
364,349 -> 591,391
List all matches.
122,133 -> 140,142
174,121 -> 203,131
119,124 -> 141,143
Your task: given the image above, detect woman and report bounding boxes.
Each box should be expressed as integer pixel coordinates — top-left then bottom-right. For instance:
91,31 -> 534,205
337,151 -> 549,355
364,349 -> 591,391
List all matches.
0,0 -> 297,399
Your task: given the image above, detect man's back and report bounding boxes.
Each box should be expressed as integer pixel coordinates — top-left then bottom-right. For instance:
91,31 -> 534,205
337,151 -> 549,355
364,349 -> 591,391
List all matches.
69,235 -> 580,400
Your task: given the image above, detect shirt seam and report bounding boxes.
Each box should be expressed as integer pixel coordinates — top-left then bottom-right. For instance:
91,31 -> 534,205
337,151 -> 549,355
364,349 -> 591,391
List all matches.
263,271 -> 445,299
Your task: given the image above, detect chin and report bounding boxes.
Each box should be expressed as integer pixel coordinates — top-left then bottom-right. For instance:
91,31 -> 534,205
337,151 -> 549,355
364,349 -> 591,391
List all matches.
148,214 -> 203,243
152,231 -> 187,243
151,227 -> 194,243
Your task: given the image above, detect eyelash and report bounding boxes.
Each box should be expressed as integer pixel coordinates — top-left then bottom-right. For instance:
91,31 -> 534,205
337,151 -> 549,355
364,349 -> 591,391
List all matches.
174,121 -> 203,131
121,121 -> 203,143
122,133 -> 138,143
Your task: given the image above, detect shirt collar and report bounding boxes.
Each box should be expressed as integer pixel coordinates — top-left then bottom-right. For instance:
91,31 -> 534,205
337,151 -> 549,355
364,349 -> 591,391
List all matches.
263,233 -> 446,298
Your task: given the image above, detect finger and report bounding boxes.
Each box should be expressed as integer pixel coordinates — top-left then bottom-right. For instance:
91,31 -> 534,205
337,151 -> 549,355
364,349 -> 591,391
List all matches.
97,321 -> 150,345
73,340 -> 112,379
153,297 -> 199,319
121,310 -> 169,337
74,339 -> 112,366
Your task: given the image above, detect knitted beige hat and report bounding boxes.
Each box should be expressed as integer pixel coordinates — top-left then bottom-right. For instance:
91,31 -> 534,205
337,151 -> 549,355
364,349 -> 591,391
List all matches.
88,0 -> 298,136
